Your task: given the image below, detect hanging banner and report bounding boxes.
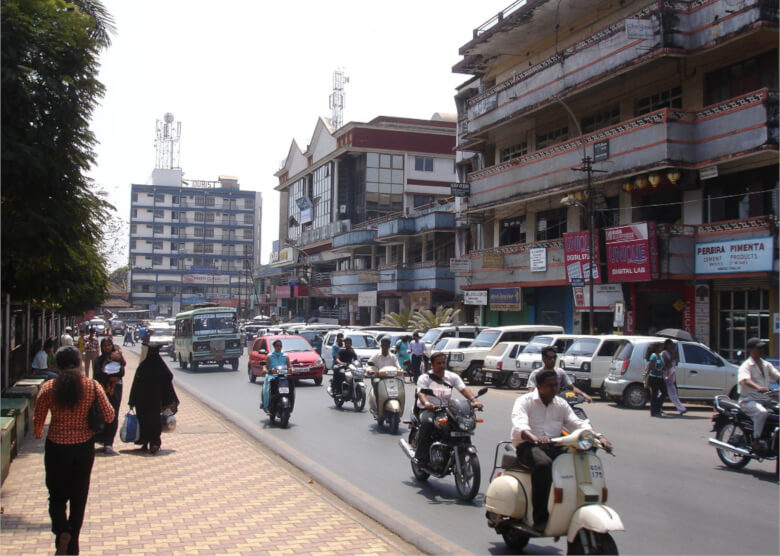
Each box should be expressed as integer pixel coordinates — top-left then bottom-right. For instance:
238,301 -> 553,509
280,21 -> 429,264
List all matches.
409,291 -> 431,311
604,221 -> 659,282
563,231 -> 601,284
490,288 -> 522,311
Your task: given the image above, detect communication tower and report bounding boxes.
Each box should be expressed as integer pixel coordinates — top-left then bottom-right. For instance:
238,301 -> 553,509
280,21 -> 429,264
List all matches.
329,69 -> 349,131
155,112 -> 181,169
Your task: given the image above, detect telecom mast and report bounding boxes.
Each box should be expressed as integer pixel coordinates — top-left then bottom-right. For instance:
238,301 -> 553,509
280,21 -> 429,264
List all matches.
329,69 -> 349,131
154,112 -> 181,169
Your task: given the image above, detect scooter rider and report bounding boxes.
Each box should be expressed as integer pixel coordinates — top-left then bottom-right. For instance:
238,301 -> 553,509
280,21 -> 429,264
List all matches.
414,351 -> 484,468
261,339 -> 292,409
332,337 -> 357,396
368,337 -> 401,395
527,346 -> 593,403
511,368 -> 612,532
737,337 -> 780,452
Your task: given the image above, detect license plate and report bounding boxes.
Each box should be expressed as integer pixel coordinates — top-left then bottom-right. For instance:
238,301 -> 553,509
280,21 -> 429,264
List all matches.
294,367 -> 309,374
214,354 -> 223,361
590,463 -> 603,479
450,431 -> 472,437
278,386 -> 289,394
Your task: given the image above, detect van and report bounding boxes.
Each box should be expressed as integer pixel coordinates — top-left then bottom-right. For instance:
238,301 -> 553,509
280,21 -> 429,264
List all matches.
321,329 -> 380,371
560,335 -> 628,397
419,325 -> 483,357
514,334 -> 581,378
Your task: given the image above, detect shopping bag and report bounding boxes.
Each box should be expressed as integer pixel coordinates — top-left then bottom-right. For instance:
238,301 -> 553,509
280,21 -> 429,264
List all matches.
160,407 -> 176,433
120,410 -> 140,443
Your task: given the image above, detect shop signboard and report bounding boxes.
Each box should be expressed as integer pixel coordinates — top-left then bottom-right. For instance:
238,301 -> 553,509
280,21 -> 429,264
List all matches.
490,288 -> 522,312
274,285 -> 291,299
300,207 -> 313,224
450,183 -> 471,197
464,290 -> 488,305
183,273 -> 230,285
573,284 -> 624,312
358,290 -> 378,307
694,236 -> 774,274
409,291 -> 431,311
482,252 -> 504,268
530,248 -> 547,272
563,231 -> 601,284
604,221 -> 659,282
450,258 -> 471,273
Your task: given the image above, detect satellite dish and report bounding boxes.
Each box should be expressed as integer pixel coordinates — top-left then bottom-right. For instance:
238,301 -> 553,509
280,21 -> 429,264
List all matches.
164,112 -> 174,123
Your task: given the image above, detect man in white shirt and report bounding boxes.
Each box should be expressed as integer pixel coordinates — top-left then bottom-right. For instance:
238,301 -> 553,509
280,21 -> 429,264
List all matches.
738,337 -> 780,451
60,327 -> 74,347
409,332 -> 426,382
368,337 -> 401,371
414,352 -> 483,468
527,347 -> 592,403
32,339 -> 58,379
511,368 -> 612,531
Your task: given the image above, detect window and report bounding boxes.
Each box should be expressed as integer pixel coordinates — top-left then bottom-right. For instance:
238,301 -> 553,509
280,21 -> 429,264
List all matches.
705,51 -> 778,105
153,225 -> 163,234
536,125 -> 568,150
581,105 -> 620,133
244,245 -> 253,255
194,212 -> 204,222
204,212 -> 215,223
243,229 -> 252,239
500,142 -> 528,162
203,243 -> 214,254
170,259 -> 179,268
155,194 -> 164,203
500,216 -> 526,245
636,87 -> 682,116
171,212 -> 179,220
130,240 -> 136,249
142,284 -> 151,292
172,195 -> 180,204
287,177 -> 306,243
129,256 -> 136,266
414,156 -> 434,172
366,153 -> 404,220
718,289 -> 771,360
597,341 -> 623,358
153,241 -> 163,250
154,209 -> 164,218
413,195 -> 435,208
203,196 -> 214,207
195,197 -> 205,206
171,227 -> 179,235
130,224 -> 137,234
682,344 -> 721,367
244,213 -> 253,224
243,259 -> 251,269
152,256 -> 162,265
194,227 -> 204,237
204,228 -> 214,238
244,198 -> 254,209
535,208 -> 567,240
131,209 -> 138,218
132,193 -> 138,202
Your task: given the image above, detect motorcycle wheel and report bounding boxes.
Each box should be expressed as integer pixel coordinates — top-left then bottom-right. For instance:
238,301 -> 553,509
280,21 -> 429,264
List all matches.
505,373 -> 523,390
388,412 -> 401,435
454,450 -> 481,501
567,531 -> 618,555
279,408 -> 291,429
408,429 -> 429,481
354,389 -> 366,412
715,422 -> 751,469
502,529 -> 530,550
334,395 -> 345,408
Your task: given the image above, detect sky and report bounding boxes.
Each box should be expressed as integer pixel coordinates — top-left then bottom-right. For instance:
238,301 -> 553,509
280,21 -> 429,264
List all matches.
89,0 -> 512,270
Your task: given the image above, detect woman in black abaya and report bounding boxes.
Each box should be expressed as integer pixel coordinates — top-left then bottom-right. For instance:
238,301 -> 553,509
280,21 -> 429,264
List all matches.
128,346 -> 179,453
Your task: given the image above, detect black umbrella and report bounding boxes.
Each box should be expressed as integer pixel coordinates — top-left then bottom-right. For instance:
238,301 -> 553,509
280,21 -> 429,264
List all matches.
657,328 -> 694,341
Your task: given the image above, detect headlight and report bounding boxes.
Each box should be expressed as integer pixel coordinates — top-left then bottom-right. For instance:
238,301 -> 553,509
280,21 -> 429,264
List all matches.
457,415 -> 476,431
577,430 -> 595,451
532,361 -> 542,369
451,353 -> 464,361
582,362 -> 591,372
314,358 -> 323,367
195,342 -> 210,352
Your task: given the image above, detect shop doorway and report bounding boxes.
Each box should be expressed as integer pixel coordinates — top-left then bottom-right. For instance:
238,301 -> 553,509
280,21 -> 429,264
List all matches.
717,289 -> 771,361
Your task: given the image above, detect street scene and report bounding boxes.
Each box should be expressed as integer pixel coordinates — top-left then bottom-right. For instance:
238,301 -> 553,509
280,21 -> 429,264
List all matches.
1,0 -> 779,555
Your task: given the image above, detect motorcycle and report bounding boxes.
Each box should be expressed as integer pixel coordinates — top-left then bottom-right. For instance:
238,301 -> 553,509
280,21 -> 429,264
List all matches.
262,365 -> 295,428
485,429 -> 623,554
328,361 -> 367,412
399,387 -> 488,501
708,389 -> 779,474
367,365 -> 406,434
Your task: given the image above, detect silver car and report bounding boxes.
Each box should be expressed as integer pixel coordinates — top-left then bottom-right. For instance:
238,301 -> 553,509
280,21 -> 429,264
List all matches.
603,336 -> 738,409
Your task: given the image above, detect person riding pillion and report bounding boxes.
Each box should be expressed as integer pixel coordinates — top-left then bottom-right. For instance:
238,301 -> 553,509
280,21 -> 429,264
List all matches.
526,346 -> 593,403
511,368 -> 613,532
737,337 -> 780,452
413,352 -> 483,468
331,337 -> 358,396
261,339 -> 292,409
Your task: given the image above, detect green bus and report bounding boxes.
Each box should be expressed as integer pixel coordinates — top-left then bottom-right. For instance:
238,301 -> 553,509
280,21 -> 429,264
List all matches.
174,305 -> 242,371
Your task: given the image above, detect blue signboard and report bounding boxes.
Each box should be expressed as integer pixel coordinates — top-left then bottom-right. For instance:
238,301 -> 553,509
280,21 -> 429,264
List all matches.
489,287 -> 522,311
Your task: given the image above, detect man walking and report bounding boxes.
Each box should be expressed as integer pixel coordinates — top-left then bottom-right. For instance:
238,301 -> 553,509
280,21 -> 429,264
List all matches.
409,332 -> 426,383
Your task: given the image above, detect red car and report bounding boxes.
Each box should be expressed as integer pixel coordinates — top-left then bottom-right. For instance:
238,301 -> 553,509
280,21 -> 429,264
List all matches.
248,334 -> 324,386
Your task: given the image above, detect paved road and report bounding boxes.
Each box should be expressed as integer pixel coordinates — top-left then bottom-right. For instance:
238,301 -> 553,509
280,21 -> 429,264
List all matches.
126,343 -> 778,554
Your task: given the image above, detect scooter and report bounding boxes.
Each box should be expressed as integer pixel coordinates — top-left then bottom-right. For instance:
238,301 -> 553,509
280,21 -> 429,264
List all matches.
367,365 -> 406,434
263,365 -> 295,428
485,429 -> 623,554
328,361 -> 367,412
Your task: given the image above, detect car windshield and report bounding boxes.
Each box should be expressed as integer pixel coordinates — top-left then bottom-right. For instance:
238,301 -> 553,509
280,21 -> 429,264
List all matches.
421,329 -> 441,344
347,335 -> 377,349
487,343 -> 509,357
471,330 -> 501,348
280,337 -> 313,352
566,338 -> 600,357
522,336 -> 554,354
193,312 -> 237,335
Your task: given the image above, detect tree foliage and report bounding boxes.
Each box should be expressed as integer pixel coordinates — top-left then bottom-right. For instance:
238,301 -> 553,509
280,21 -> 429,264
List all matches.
377,307 -> 414,330
1,0 -> 116,313
107,265 -> 128,290
409,307 -> 462,333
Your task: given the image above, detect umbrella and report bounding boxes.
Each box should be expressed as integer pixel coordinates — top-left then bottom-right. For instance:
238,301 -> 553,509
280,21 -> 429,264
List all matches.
656,328 -> 694,341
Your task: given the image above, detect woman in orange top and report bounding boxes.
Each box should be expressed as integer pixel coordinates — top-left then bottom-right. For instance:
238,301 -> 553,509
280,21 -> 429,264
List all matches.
34,346 -> 115,555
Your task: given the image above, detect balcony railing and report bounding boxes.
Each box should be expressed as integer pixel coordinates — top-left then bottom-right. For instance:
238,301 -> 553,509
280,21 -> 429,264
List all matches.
300,219 -> 351,246
465,238 -> 567,286
376,211 -> 456,239
331,269 -> 378,296
377,261 -> 454,293
332,228 -> 377,249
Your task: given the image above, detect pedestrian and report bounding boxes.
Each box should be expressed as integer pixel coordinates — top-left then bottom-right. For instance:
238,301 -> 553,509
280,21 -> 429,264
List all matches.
94,338 -> 125,455
33,346 -> 115,555
123,326 -> 135,346
409,332 -> 426,383
60,326 -> 74,347
395,335 -> 411,378
662,339 -> 686,415
32,339 -> 59,379
645,342 -> 668,417
83,328 -> 99,378
128,345 -> 179,454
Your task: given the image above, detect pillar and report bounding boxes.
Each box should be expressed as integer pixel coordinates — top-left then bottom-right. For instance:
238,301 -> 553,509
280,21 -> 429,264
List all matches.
618,190 -> 631,225
370,306 -> 377,325
421,235 -> 428,262
525,212 -> 537,243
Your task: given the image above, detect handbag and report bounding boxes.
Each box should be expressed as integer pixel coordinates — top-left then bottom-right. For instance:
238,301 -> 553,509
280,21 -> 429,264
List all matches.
120,410 -> 140,442
87,381 -> 106,434
160,407 -> 176,433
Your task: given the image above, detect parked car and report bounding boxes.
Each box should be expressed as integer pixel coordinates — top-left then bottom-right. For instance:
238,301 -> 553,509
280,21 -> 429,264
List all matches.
419,325 -> 483,357
146,323 -> 175,356
603,336 -> 739,409
321,329 -> 380,370
482,341 -> 528,388
560,335 -> 627,398
514,334 -> 581,378
247,334 -> 325,385
448,325 -> 565,384
434,337 -> 474,352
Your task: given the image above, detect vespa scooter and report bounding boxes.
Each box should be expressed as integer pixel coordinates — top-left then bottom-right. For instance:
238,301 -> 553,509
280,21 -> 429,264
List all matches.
367,365 -> 406,434
484,429 -> 623,554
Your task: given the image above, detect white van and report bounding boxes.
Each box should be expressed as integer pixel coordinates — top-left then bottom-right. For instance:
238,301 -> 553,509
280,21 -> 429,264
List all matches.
560,335 -> 628,397
483,341 -> 528,388
419,325 -> 483,357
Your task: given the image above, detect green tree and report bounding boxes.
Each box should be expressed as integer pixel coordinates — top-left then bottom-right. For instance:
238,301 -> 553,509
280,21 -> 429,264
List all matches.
409,307 -> 462,333
1,0 -> 116,313
377,307 -> 414,330
108,265 -> 128,290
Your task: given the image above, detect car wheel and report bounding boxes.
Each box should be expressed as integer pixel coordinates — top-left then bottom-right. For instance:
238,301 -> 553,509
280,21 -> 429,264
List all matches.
313,376 -> 323,386
505,373 -> 524,389
231,359 -> 239,371
178,353 -> 188,370
191,357 -> 199,372
623,383 -> 648,409
248,366 -> 256,383
467,364 -> 485,385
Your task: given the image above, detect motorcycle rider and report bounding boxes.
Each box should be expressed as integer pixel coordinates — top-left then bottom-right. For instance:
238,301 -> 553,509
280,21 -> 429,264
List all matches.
511,368 -> 612,532
737,337 -> 780,452
331,336 -> 357,397
413,351 -> 483,468
526,347 -> 593,403
331,333 -> 344,369
261,339 -> 292,410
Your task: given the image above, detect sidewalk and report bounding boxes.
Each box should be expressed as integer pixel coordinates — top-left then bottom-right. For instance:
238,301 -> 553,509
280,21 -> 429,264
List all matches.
0,350 -> 416,555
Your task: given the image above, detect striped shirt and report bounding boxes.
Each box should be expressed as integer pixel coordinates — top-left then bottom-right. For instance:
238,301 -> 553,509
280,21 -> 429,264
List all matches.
34,376 -> 115,444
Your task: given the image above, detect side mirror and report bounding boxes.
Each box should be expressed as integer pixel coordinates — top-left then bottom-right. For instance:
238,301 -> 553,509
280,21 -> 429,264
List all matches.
259,349 -> 267,355
477,387 -> 489,397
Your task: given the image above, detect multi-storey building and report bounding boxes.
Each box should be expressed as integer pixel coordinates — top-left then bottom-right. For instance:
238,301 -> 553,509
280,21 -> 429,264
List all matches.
454,0 -> 778,358
129,169 -> 262,316
269,116 -> 458,325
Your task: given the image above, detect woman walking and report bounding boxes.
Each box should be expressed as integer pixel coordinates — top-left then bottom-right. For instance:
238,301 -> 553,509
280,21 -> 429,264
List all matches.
83,328 -> 99,378
646,342 -> 668,417
33,346 -> 115,555
94,338 -> 125,455
129,345 -> 179,454
662,339 -> 687,415
395,335 -> 411,380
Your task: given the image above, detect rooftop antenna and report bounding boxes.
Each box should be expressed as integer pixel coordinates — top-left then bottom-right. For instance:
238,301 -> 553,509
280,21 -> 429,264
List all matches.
154,112 -> 181,169
329,69 -> 349,131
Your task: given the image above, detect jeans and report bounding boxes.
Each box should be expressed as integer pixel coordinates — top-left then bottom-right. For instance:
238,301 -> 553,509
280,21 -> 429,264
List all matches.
332,366 -> 345,396
97,383 -> 122,446
411,355 -> 423,382
414,409 -> 436,464
516,443 -> 565,525
648,375 -> 667,415
45,438 -> 95,555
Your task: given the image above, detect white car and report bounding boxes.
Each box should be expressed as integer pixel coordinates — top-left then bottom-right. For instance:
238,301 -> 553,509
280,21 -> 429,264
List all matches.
433,337 -> 474,352
560,335 -> 627,397
147,323 -> 176,356
419,325 -> 483,357
515,334 -> 581,377
321,329 -> 380,371
482,341 -> 528,388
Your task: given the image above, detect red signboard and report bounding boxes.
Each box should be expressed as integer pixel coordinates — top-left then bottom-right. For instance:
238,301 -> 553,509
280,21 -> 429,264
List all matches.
275,285 -> 291,299
563,231 -> 602,284
211,298 -> 239,308
292,286 -> 308,297
604,222 -> 658,282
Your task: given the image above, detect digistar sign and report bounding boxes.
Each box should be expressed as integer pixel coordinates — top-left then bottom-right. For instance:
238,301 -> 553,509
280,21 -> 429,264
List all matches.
604,222 -> 659,282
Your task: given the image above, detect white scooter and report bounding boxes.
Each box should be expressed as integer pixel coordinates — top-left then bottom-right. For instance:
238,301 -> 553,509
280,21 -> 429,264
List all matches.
367,365 -> 406,434
485,429 -> 623,554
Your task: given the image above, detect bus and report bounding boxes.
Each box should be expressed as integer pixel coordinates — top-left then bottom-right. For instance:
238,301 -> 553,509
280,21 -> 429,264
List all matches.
174,305 -> 242,371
